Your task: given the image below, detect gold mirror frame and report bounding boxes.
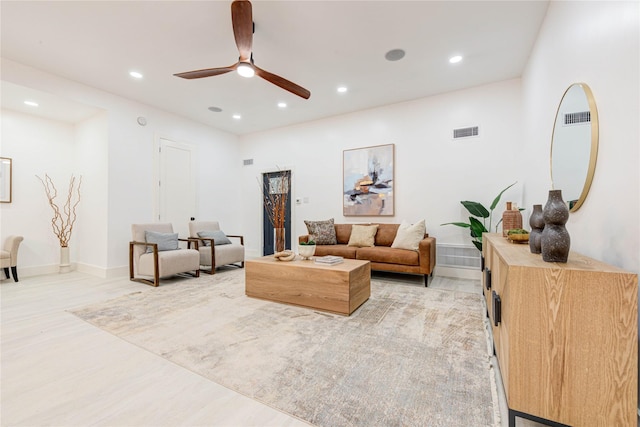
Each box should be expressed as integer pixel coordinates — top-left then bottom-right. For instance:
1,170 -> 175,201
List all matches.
550,83 -> 599,212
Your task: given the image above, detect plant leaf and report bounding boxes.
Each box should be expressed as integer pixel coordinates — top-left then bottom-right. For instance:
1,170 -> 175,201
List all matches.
489,182 -> 517,211
469,216 -> 487,238
472,240 -> 483,251
440,222 -> 471,228
461,201 -> 490,218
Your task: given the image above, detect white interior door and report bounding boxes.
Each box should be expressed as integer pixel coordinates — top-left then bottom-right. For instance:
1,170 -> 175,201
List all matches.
159,138 -> 196,238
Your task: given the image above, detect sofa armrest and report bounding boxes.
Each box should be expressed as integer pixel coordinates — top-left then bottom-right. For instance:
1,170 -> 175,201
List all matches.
299,234 -> 311,244
418,236 -> 436,274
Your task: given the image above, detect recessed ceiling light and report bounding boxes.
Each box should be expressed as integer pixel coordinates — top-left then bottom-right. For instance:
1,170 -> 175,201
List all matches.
277,102 -> 287,108
385,49 -> 405,61
232,114 -> 241,120
24,100 -> 39,107
337,86 -> 348,93
208,106 -> 223,112
129,71 -> 143,79
449,55 -> 463,64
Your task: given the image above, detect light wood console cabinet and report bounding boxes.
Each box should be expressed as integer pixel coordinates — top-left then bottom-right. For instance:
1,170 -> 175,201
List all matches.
482,233 -> 638,427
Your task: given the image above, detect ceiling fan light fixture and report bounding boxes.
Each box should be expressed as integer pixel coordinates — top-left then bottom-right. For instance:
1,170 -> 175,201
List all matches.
237,62 -> 255,78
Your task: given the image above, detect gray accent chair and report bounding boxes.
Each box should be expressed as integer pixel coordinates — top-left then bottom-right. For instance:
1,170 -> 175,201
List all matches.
1,235 -> 23,282
129,223 -> 200,287
188,221 -> 245,274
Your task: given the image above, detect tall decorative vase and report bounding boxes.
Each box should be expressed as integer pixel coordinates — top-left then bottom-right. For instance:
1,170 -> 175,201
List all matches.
274,228 -> 286,253
502,202 -> 523,237
59,246 -> 71,273
528,204 -> 545,254
541,190 -> 570,262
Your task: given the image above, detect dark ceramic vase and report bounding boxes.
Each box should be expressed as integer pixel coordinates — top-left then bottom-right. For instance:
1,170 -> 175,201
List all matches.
541,190 -> 570,262
528,204 -> 544,254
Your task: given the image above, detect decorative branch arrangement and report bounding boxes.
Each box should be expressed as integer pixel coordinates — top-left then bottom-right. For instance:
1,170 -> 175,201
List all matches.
260,170 -> 290,230
36,174 -> 82,248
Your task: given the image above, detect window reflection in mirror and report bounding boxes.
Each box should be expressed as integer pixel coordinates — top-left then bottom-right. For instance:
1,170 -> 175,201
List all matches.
550,83 -> 598,212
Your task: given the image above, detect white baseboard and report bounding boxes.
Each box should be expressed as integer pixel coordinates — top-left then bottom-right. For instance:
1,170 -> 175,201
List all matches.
11,263 -> 62,278
76,263 -> 128,279
435,265 -> 482,280
5,263 -> 128,280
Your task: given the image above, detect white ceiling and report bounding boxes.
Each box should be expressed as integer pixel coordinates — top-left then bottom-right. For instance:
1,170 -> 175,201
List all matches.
1,1 -> 549,135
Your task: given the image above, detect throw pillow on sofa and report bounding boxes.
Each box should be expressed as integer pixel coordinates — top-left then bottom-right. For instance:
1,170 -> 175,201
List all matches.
197,230 -> 232,246
304,218 -> 337,245
145,230 -> 179,253
391,220 -> 426,251
348,224 -> 379,247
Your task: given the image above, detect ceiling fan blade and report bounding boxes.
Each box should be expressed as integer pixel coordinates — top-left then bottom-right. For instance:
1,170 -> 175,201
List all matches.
231,0 -> 253,62
174,63 -> 238,79
254,65 -> 311,100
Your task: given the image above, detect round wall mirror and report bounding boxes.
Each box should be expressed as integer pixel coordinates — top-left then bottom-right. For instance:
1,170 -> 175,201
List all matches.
550,83 -> 599,212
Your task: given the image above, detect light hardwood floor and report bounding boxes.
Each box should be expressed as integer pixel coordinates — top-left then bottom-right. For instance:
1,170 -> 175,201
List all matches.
2,270 -> 628,427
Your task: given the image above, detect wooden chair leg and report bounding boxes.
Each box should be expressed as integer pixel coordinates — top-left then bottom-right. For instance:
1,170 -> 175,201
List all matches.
3,267 -> 9,279
11,266 -> 18,282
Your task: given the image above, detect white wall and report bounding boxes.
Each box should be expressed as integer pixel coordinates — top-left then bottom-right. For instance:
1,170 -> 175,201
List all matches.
0,110 -> 76,275
1,60 -> 241,277
521,0 -> 639,406
239,78 -> 524,259
521,0 -> 639,273
75,112 -> 109,275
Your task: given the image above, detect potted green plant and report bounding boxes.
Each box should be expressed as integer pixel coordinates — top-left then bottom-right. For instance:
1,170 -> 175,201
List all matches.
441,182 -> 517,252
298,239 -> 316,260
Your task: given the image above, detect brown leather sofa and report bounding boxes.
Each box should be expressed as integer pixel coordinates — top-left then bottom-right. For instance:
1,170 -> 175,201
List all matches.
299,223 -> 436,286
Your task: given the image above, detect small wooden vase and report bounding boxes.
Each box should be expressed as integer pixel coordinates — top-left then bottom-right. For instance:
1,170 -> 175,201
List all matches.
502,202 -> 523,237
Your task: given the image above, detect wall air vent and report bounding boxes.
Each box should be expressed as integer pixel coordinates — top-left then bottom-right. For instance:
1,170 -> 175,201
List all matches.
564,111 -> 590,126
243,159 -> 254,166
453,126 -> 479,139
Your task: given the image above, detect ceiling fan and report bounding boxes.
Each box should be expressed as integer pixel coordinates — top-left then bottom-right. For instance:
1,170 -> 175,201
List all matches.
174,0 -> 311,100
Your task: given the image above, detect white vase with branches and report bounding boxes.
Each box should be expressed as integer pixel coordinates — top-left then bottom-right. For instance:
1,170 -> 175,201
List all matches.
36,174 -> 82,273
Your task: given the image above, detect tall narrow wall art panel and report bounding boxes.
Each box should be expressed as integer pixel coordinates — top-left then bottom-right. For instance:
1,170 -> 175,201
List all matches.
343,144 -> 394,216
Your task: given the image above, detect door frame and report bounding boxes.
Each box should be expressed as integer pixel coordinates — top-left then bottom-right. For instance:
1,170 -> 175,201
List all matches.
261,167 -> 294,255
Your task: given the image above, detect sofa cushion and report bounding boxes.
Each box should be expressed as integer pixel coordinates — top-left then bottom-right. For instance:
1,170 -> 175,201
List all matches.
374,223 -> 400,247
348,224 -> 378,247
356,246 -> 419,266
197,230 -> 232,246
145,231 -> 179,253
391,220 -> 426,251
304,218 -> 337,245
314,244 -> 357,259
334,224 -> 353,244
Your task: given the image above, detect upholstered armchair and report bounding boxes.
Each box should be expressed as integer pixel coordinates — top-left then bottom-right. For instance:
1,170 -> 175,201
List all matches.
129,223 -> 200,287
188,221 -> 245,274
1,235 -> 24,282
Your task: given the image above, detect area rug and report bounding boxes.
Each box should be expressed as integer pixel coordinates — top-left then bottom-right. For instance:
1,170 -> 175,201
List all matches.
72,269 -> 499,427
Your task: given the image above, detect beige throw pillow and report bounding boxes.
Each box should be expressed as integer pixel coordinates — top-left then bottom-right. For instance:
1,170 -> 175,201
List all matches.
391,220 -> 426,251
347,224 -> 379,247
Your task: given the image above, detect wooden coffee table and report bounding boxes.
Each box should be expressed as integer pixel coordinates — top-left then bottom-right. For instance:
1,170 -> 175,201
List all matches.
245,256 -> 371,316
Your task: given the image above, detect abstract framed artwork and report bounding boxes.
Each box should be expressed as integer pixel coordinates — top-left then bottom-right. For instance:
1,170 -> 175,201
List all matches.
343,144 -> 394,216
